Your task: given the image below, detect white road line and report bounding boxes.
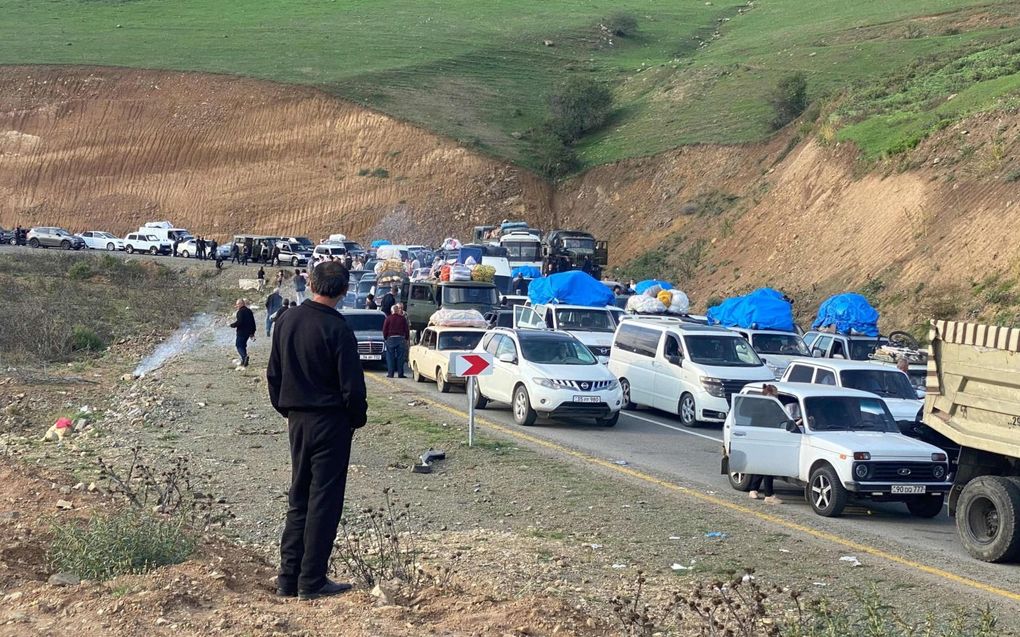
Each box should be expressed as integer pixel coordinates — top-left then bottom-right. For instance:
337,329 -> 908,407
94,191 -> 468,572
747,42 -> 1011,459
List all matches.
622,411 -> 724,443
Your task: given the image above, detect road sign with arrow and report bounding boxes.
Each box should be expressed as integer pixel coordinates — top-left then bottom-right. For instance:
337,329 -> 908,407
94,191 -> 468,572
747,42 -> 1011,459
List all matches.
452,353 -> 494,446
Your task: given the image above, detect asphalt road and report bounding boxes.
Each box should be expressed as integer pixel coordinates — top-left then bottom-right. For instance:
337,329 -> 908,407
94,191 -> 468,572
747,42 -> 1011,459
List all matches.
370,369 -> 1020,601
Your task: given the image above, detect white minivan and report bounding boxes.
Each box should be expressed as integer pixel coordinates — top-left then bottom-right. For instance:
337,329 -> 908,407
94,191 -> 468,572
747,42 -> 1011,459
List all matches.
608,318 -> 776,426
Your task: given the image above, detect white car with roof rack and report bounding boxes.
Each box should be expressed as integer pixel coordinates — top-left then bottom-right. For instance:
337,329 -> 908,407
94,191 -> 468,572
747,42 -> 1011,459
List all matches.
726,327 -> 810,379
608,317 -> 776,426
409,325 -> 487,393
471,327 -> 623,427
722,382 -> 951,518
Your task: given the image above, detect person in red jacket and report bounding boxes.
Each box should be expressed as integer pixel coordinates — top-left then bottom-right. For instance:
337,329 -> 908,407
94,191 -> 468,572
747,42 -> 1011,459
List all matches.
382,303 -> 410,378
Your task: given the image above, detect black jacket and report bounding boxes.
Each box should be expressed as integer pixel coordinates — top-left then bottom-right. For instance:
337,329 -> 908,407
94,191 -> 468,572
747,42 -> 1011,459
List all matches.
230,306 -> 257,338
267,300 -> 368,426
380,292 -> 396,316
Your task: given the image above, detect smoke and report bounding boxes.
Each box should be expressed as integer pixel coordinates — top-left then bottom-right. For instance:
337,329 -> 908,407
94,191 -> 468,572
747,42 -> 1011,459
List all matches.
133,313 -> 225,378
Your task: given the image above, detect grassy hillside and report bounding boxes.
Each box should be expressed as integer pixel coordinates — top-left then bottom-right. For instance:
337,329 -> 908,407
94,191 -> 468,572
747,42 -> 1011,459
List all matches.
1,0 -> 1017,170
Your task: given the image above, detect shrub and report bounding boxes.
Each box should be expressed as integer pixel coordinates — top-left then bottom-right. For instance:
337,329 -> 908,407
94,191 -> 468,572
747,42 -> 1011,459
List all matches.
604,12 -> 639,37
533,130 -> 579,178
768,72 -> 808,130
547,77 -> 614,143
67,261 -> 93,281
71,325 -> 105,352
49,509 -> 195,581
370,167 -> 390,178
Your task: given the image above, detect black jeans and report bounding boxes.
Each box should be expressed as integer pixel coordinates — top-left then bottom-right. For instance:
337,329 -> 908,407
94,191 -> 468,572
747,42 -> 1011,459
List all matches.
279,410 -> 354,593
748,475 -> 774,497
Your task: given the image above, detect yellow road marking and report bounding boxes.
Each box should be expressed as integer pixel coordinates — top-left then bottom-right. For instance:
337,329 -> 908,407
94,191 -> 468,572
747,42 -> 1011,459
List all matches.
371,376 -> 1020,604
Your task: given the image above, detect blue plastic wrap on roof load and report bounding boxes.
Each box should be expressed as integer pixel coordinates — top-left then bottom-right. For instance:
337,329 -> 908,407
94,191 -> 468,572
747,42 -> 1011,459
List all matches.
511,265 -> 542,279
706,288 -> 796,332
370,239 -> 391,248
811,293 -> 880,336
634,279 -> 673,294
528,271 -> 615,307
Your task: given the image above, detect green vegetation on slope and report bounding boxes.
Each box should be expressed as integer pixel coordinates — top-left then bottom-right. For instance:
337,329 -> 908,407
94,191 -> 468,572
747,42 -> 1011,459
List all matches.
0,0 -> 1017,170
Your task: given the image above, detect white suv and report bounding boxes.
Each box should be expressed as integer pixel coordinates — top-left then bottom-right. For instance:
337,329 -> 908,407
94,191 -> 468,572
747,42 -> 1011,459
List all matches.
472,328 -> 623,426
781,359 -> 922,424
727,327 -> 810,379
123,233 -> 171,255
723,383 -> 950,518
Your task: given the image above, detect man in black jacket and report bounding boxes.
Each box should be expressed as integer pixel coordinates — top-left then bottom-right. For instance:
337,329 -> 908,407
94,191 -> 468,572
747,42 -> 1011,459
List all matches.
380,285 -> 398,316
267,261 -> 367,601
229,298 -> 257,367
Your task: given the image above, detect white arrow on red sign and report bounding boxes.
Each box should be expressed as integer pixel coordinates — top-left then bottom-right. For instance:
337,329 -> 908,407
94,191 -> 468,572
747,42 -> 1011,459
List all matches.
454,353 -> 494,377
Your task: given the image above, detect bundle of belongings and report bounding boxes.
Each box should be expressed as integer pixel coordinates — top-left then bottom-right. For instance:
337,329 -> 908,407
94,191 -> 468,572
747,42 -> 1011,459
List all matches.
625,280 -> 690,315
811,293 -> 879,337
706,288 -> 796,332
441,237 -> 462,251
376,258 -> 407,286
528,271 -> 615,307
429,308 -> 488,328
871,344 -> 928,366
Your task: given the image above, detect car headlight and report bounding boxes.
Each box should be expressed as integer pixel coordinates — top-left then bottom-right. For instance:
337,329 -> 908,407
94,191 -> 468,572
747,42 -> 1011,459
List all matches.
933,465 -> 946,480
700,376 -> 725,398
853,463 -> 870,479
533,377 -> 561,389
605,378 -> 619,391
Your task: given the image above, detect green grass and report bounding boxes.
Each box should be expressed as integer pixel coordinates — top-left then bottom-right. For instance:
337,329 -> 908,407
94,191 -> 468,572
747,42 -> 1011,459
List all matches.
1,0 -> 1017,170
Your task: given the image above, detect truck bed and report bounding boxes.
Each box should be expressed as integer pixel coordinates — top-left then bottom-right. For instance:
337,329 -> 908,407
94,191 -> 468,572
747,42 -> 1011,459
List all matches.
924,320 -> 1020,460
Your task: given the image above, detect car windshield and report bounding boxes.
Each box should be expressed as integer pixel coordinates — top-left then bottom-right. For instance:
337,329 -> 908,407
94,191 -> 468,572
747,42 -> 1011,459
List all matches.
358,279 -> 376,294
168,230 -> 189,240
849,338 -> 887,361
562,237 -> 594,251
295,238 -> 314,247
288,243 -> 303,252
803,396 -> 898,433
555,308 -> 616,333
751,333 -> 809,356
438,331 -> 484,351
343,314 -> 384,331
442,286 -> 498,306
685,335 -> 763,367
520,336 -> 597,365
503,242 -> 541,260
840,369 -> 917,400
345,242 -> 364,253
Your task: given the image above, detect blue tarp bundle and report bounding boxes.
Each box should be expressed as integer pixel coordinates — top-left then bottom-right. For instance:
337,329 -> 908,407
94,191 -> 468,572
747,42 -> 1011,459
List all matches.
706,288 -> 796,332
812,293 -> 880,337
528,271 -> 615,307
511,265 -> 542,279
370,239 -> 391,248
634,279 -> 673,295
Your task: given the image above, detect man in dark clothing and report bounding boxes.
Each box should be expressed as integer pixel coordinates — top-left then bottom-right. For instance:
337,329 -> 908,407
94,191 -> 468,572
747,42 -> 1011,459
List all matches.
512,273 -> 526,296
172,239 -> 180,258
257,266 -> 266,291
209,239 -> 218,260
366,294 -> 378,310
229,298 -> 257,367
382,303 -> 410,378
241,243 -> 251,266
293,268 -> 307,302
230,242 -> 240,264
267,261 -> 367,601
380,285 -> 398,316
197,237 -> 206,260
271,244 -> 281,266
265,288 -> 283,337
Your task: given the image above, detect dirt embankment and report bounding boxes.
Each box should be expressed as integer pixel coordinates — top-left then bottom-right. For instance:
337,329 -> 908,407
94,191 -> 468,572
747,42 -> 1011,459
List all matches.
2,66 -> 1017,326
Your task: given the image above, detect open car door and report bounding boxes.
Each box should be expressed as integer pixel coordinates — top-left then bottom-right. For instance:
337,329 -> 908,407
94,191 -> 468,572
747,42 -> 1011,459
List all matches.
513,304 -> 546,330
727,395 -> 801,479
594,241 -> 609,266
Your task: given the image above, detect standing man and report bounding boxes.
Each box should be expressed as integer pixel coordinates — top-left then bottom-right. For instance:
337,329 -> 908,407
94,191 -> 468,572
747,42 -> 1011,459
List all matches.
257,266 -> 267,292
293,268 -> 307,302
172,238 -> 180,258
209,238 -> 218,261
267,261 -> 367,601
382,303 -> 410,378
380,285 -> 398,316
241,242 -> 251,266
272,243 -> 282,266
197,236 -> 206,261
229,298 -> 257,368
265,288 -> 283,337
230,241 -> 240,264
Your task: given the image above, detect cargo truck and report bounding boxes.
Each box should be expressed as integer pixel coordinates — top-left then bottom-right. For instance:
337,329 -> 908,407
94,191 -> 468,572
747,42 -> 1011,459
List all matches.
924,319 -> 1020,562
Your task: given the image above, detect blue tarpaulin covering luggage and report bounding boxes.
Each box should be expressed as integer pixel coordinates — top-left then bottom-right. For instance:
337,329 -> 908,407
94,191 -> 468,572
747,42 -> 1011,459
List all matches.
706,288 -> 796,332
511,265 -> 542,279
634,279 -> 673,295
528,271 -> 615,307
370,239 -> 391,248
812,293 -> 880,336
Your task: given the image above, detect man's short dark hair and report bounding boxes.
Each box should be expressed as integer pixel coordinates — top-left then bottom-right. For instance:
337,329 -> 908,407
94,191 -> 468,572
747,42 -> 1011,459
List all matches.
309,262 -> 350,298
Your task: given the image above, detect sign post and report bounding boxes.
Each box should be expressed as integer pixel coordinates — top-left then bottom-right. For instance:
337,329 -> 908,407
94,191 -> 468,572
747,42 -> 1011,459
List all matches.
453,353 -> 494,447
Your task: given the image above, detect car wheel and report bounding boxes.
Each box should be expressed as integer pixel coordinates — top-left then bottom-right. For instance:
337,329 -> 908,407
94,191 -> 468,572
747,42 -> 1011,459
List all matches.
60,240 -> 71,250
597,412 -> 619,427
956,476 -> 1020,562
472,380 -> 488,410
620,378 -> 636,411
149,246 -> 158,255
126,245 -> 134,254
28,238 -> 39,248
180,250 -> 190,258
106,242 -> 115,251
807,465 -> 848,517
678,393 -> 699,427
7,237 -> 15,245
436,368 -> 451,393
906,494 -> 945,518
728,472 -> 754,492
411,362 -> 424,383
512,385 -> 538,426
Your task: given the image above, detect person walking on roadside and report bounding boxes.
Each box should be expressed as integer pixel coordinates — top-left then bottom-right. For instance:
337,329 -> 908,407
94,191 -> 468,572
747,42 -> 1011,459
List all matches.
267,261 -> 367,601
172,238 -> 180,258
272,243 -> 282,266
241,243 -> 251,266
383,303 -> 410,378
257,266 -> 266,292
275,298 -> 292,323
198,236 -> 207,261
265,288 -> 283,337
230,241 -> 240,264
275,269 -> 285,289
380,285 -> 398,316
293,268 -> 307,302
229,298 -> 257,369
209,239 -> 218,260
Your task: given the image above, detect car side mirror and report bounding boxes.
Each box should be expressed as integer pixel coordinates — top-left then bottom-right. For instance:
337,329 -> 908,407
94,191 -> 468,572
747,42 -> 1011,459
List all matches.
811,349 -> 823,358
916,389 -> 925,400
497,353 -> 516,364
666,354 -> 682,367
784,420 -> 801,433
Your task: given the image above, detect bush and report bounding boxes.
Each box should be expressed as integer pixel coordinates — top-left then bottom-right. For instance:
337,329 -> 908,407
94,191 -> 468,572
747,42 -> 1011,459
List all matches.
67,261 -> 93,281
769,72 -> 808,130
547,77 -> 614,143
49,509 -> 195,581
533,130 -> 579,178
71,325 -> 105,352
604,12 -> 639,37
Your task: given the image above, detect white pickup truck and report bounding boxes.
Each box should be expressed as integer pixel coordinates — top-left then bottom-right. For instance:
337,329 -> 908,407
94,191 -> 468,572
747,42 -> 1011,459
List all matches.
723,383 -> 951,518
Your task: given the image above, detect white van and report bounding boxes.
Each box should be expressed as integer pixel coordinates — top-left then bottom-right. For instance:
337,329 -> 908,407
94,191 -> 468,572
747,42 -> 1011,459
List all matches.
608,318 -> 776,426
141,222 -> 191,244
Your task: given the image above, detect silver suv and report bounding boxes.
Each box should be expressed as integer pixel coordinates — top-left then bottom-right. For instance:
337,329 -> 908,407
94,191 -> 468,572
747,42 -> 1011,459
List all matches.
27,227 -> 85,250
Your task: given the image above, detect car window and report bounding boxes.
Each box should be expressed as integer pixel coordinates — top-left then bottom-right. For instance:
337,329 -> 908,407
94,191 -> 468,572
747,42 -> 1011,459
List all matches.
751,333 -> 809,356
411,286 -> 430,301
614,324 -> 659,357
803,396 -> 897,432
731,395 -> 790,429
484,334 -> 502,355
438,331 -> 484,351
520,336 -> 596,365
684,335 -> 763,367
840,369 -> 917,400
812,335 -> 832,356
146,235 -> 158,241
849,338 -> 885,361
495,336 -> 517,361
814,369 -> 837,385
786,364 -> 814,383
664,335 -> 682,360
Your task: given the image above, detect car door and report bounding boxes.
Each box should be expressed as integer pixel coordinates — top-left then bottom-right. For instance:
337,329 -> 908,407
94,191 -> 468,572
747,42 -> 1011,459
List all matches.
513,305 -> 545,330
490,335 -> 521,403
653,333 -> 684,412
80,232 -> 93,249
727,394 -> 801,478
423,329 -> 441,380
477,334 -> 504,400
614,323 -> 658,408
810,335 -> 833,358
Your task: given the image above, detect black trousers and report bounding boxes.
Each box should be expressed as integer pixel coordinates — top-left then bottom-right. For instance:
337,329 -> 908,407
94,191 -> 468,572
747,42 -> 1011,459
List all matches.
748,475 -> 774,497
279,410 -> 354,592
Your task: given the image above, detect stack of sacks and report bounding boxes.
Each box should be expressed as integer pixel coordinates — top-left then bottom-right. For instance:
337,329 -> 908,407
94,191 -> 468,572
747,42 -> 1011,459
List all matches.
449,264 -> 472,281
429,309 -> 488,328
626,294 -> 666,314
439,265 -> 452,282
471,264 -> 496,282
662,290 -> 691,315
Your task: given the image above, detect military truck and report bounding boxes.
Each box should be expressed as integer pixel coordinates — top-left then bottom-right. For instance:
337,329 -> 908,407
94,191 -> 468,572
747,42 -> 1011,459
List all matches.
542,230 -> 608,277
404,280 -> 500,333
924,319 -> 1020,562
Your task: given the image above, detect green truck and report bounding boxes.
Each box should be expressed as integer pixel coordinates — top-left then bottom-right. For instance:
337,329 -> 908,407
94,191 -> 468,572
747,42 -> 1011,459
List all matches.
404,280 -> 500,333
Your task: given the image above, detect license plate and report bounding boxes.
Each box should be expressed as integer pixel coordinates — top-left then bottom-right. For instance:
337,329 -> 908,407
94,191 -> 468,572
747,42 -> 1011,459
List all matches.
573,396 -> 600,404
360,354 -> 382,361
891,485 -> 925,494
